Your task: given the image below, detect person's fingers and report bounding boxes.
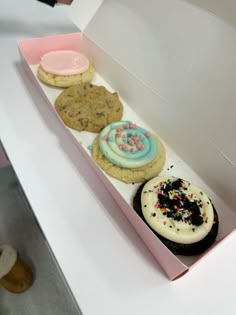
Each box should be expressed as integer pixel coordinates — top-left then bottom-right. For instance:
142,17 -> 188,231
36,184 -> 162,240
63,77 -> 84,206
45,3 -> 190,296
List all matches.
57,0 -> 73,4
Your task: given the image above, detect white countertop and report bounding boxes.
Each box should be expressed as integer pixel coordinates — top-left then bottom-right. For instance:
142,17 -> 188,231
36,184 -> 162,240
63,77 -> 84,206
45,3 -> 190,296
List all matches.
1,1 -> 236,314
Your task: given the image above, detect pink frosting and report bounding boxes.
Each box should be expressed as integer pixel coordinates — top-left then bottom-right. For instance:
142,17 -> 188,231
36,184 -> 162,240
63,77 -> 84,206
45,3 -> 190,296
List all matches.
40,50 -> 90,75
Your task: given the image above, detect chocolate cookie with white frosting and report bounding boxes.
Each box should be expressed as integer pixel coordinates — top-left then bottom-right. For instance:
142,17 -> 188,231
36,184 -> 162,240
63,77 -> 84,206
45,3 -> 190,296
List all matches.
133,176 -> 219,255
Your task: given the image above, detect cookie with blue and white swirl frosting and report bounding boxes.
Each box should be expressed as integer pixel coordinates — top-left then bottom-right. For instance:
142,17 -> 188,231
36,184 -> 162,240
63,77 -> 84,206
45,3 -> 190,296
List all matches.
92,121 -> 166,183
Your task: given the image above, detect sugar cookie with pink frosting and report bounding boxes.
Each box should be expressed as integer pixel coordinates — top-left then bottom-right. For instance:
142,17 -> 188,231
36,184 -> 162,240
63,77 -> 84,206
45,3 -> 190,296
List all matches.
92,121 -> 166,183
37,50 -> 94,87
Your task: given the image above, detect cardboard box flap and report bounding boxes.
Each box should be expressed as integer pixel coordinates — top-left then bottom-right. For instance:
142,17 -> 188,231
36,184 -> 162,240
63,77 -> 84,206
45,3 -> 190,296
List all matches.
69,0 -> 236,210
69,0 -> 103,32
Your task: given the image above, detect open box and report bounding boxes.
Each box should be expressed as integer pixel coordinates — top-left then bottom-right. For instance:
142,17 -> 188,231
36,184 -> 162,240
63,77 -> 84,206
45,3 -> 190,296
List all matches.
17,0 -> 236,280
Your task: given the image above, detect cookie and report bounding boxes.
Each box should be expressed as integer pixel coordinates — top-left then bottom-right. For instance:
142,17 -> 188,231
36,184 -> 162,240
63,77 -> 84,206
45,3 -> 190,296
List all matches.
55,84 -> 123,132
92,121 -> 166,183
37,64 -> 94,87
133,176 -> 219,256
37,50 -> 94,87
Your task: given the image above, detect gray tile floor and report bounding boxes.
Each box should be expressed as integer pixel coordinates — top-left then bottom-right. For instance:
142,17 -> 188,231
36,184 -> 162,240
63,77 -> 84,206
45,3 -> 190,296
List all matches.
0,166 -> 81,315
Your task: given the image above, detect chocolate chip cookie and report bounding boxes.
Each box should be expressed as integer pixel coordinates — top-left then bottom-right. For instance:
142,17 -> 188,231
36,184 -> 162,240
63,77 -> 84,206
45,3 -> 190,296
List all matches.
55,83 -> 123,132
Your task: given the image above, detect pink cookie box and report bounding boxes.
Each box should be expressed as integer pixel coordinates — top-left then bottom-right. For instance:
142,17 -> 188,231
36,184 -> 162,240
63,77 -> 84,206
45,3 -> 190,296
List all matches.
18,0 -> 236,280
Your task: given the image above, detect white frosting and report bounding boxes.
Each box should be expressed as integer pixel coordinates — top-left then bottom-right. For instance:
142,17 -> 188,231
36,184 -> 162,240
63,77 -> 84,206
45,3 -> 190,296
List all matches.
141,176 -> 214,244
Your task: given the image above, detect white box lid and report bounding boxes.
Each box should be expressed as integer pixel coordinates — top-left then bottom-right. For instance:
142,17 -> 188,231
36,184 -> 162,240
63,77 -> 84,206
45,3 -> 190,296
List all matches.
69,0 -> 236,209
